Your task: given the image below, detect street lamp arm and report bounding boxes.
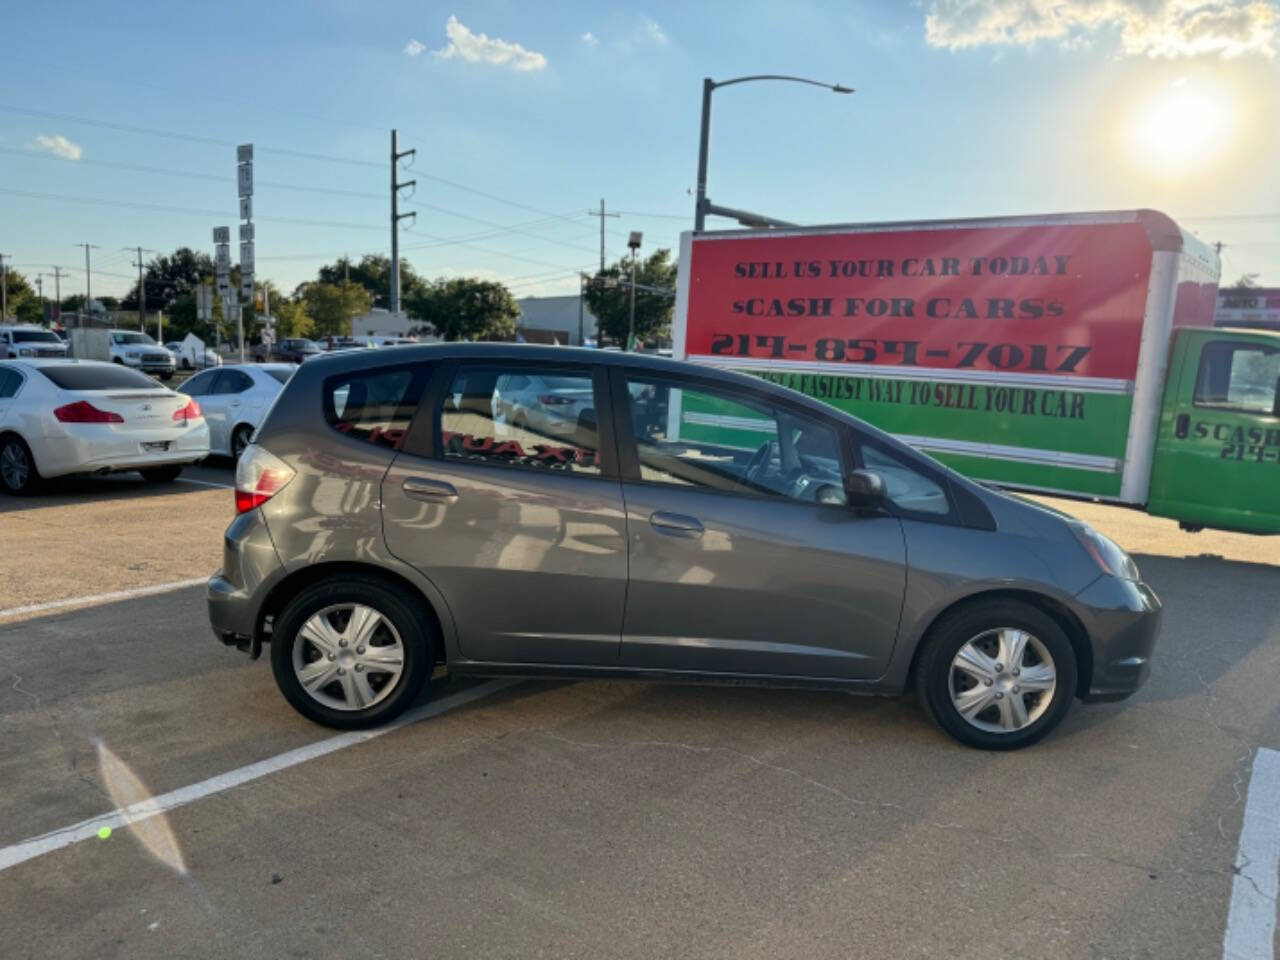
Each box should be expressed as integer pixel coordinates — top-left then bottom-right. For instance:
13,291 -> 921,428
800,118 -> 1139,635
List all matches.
710,74 -> 853,93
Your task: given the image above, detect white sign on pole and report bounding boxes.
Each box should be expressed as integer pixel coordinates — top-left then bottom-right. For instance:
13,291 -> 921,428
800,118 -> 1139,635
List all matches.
239,196 -> 252,220
237,163 -> 253,197
213,226 -> 231,244
216,276 -> 231,297
239,223 -> 255,242
236,144 -> 253,164
239,242 -> 255,271
215,244 -> 231,272
240,275 -> 255,299
196,284 -> 213,320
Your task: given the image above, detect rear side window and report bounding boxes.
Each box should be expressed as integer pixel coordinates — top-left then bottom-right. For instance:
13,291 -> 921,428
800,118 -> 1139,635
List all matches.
37,365 -> 157,390
266,369 -> 293,385
325,365 -> 428,450
0,368 -> 23,398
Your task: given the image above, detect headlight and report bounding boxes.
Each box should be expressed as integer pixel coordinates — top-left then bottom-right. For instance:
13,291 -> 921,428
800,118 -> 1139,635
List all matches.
18,347 -> 35,356
1070,523 -> 1140,580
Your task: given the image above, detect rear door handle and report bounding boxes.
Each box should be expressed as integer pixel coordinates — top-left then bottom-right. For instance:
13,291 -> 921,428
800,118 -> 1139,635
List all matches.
402,476 -> 459,502
649,511 -> 703,537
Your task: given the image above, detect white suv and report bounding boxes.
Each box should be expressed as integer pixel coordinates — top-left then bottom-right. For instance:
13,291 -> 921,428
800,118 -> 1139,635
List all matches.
108,329 -> 176,380
0,325 -> 69,359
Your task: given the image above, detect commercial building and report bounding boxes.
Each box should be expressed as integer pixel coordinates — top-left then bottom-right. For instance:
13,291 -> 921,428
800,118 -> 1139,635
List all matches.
1214,286 -> 1280,330
515,295 -> 599,346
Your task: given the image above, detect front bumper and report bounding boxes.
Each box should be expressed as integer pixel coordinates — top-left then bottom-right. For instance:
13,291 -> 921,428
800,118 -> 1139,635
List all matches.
1074,576 -> 1162,702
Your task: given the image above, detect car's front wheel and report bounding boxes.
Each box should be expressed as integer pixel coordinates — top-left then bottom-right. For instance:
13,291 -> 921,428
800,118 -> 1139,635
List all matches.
915,599 -> 1077,750
270,577 -> 433,729
0,436 -> 41,495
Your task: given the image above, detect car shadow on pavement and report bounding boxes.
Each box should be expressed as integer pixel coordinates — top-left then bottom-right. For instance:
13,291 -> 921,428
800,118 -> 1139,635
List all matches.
0,474 -> 221,511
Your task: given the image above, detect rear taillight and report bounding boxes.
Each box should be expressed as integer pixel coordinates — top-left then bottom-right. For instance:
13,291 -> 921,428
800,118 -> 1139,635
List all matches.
537,394 -> 573,405
173,399 -> 202,421
54,401 -> 124,423
234,444 -> 296,514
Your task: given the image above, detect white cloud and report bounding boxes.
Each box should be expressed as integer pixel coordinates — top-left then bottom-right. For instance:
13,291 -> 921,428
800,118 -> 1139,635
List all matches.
403,38 -> 425,57
581,31 -> 599,46
642,17 -> 669,45
31,133 -> 83,160
924,0 -> 1277,58
433,15 -> 548,71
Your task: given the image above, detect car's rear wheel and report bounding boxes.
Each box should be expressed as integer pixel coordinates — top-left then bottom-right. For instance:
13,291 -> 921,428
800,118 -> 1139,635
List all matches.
140,466 -> 182,483
0,436 -> 41,495
270,577 -> 433,729
231,424 -> 253,461
915,599 -> 1076,750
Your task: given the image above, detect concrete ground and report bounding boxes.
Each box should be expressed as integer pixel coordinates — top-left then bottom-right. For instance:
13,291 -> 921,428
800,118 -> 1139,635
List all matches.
2,461 -> 1278,959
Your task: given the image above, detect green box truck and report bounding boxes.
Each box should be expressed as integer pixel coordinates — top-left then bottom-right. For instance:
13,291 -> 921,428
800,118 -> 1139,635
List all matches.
673,210 -> 1280,534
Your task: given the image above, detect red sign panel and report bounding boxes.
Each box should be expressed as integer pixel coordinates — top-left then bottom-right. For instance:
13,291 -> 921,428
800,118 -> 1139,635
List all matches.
684,222 -> 1155,381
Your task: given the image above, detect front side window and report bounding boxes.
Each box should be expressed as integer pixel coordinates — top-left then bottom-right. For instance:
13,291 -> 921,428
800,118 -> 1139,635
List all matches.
439,365 -> 601,476
325,366 -> 427,450
623,375 -> 845,504
859,444 -> 951,516
1194,342 -> 1280,414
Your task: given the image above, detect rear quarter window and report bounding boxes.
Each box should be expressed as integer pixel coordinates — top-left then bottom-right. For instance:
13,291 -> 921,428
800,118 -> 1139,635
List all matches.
324,365 -> 429,450
37,365 -> 158,390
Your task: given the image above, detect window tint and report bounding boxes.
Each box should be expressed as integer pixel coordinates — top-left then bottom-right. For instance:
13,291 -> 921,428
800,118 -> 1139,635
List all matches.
182,370 -> 218,396
440,365 -> 601,475
1194,342 -> 1280,414
624,376 -> 844,503
326,366 -> 427,450
0,369 -> 22,398
37,364 -> 157,390
860,444 -> 951,515
214,370 -> 253,394
13,330 -> 60,343
265,368 -> 293,385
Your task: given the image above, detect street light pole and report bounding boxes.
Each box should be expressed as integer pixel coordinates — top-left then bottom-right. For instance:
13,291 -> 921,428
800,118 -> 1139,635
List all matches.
693,74 -> 853,233
627,231 -> 643,351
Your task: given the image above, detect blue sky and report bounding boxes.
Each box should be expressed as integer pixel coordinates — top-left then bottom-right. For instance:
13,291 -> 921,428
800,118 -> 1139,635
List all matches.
2,0 -> 1277,303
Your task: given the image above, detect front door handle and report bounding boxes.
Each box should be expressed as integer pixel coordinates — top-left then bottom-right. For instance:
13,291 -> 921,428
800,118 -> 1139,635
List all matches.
649,511 -> 703,537
402,476 -> 459,502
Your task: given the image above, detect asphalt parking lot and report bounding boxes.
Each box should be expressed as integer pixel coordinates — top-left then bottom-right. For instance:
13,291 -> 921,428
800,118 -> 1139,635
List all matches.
2,461 -> 1279,959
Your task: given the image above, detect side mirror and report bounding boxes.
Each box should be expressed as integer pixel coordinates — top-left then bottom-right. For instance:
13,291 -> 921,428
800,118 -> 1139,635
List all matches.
845,468 -> 887,509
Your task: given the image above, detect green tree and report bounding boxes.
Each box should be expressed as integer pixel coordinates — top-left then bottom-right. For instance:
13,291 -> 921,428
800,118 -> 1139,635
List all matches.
122,247 -> 215,311
302,280 -> 372,337
582,249 -> 677,347
271,297 -> 314,339
317,254 -> 428,309
3,271 -> 39,324
405,277 -> 520,342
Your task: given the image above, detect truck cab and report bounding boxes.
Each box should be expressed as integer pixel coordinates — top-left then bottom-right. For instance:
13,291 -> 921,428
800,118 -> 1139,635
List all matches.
1149,327 -> 1280,534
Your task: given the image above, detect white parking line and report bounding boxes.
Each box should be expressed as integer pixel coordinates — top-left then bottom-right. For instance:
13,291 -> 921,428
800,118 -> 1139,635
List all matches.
1224,747 -> 1280,960
174,476 -> 232,489
0,678 -> 518,873
0,577 -> 208,620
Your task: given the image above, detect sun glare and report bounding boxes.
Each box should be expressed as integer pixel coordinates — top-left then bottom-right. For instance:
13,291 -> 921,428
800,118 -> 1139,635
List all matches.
1123,77 -> 1241,179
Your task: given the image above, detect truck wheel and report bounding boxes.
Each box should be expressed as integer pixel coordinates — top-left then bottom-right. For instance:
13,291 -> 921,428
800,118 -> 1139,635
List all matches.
159,371 -> 174,381
915,599 -> 1076,750
270,577 -> 432,729
1,436 -> 41,495
140,466 -> 182,483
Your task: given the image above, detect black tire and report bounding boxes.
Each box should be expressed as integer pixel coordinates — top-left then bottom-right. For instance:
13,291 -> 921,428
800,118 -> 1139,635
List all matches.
159,371 -> 174,381
270,576 -> 433,729
0,435 -> 42,495
231,424 -> 253,461
112,358 -> 124,364
140,466 -> 182,483
915,599 -> 1077,751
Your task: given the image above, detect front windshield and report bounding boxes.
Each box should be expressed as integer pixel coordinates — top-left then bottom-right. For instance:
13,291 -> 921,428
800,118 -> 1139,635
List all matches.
13,330 -> 61,343
111,332 -> 156,346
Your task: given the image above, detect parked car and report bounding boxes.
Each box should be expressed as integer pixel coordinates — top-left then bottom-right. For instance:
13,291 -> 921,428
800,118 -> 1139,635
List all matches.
180,363 -> 293,459
165,341 -> 222,370
1,325 -> 69,359
490,371 -> 596,440
208,344 -> 1160,750
0,358 -> 209,493
107,330 -> 176,380
317,336 -> 374,353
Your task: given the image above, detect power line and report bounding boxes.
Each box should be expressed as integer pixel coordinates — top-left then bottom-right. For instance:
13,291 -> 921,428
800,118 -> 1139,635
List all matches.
404,200 -> 597,255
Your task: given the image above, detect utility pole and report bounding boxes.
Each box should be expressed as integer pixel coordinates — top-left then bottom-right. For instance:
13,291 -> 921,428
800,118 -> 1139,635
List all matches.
75,243 -> 98,325
627,231 -> 643,351
34,273 -> 44,324
126,246 -> 153,331
390,130 -> 416,314
51,266 -> 66,326
587,199 -> 620,274
0,253 -> 8,322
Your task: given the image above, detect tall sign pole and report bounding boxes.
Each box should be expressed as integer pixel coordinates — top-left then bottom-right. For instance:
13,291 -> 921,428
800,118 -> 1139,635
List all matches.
237,144 -> 254,362
214,225 -> 232,355
390,129 -> 416,315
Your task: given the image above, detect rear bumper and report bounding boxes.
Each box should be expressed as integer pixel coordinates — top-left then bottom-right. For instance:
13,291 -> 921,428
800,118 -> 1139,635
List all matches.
37,423 -> 211,477
207,507 -> 285,653
1074,576 -> 1162,702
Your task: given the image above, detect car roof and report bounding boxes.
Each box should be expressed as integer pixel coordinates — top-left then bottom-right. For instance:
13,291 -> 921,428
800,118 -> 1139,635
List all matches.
219,362 -> 294,373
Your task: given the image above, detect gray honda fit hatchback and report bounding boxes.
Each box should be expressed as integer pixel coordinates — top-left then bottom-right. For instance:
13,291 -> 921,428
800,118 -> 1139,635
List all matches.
208,343 -> 1160,749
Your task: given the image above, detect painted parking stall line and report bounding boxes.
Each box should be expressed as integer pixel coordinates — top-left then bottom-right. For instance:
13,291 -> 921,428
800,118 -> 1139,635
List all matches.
0,577 -> 208,620
174,476 -> 233,489
0,679 -> 518,874
1223,747 -> 1280,960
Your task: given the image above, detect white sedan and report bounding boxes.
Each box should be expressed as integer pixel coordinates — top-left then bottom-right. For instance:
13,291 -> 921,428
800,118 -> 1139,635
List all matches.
179,363 -> 293,459
0,358 -> 210,494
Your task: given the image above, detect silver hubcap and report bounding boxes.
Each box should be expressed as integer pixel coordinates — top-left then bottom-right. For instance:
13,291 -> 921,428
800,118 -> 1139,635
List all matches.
291,604 -> 405,712
949,628 -> 1056,734
2,442 -> 29,489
